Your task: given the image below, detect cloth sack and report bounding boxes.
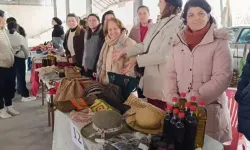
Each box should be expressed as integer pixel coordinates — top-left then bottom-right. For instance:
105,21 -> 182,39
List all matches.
54,78 -> 84,112
108,72 -> 137,102
64,66 -> 82,78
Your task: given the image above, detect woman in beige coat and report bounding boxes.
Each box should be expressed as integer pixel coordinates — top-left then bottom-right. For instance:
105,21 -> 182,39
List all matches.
165,0 -> 233,143
113,0 -> 183,110
96,18 -> 136,84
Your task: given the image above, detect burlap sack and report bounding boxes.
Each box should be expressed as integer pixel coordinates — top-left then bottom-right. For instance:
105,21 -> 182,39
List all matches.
64,66 -> 81,78
54,78 -> 84,112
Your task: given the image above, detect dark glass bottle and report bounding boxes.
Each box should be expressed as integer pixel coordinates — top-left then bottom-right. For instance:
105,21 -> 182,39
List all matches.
184,106 -> 198,150
174,112 -> 185,150
184,102 -> 191,119
163,105 -> 173,144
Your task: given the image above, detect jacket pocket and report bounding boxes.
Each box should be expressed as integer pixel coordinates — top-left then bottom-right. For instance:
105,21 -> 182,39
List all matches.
206,103 -> 230,133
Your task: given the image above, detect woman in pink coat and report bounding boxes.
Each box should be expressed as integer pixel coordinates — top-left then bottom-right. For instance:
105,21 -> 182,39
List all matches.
166,0 -> 233,143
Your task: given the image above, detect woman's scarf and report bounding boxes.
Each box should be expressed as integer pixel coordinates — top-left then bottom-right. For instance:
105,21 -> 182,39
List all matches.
96,31 -> 127,84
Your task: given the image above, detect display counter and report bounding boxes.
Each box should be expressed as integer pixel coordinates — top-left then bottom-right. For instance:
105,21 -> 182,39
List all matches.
52,110 -> 224,150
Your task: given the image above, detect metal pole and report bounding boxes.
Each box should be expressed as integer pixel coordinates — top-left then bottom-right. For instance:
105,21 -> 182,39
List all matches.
66,0 -> 70,15
220,0 -> 223,17
133,0 -> 143,25
86,0 -> 92,15
53,0 -> 57,17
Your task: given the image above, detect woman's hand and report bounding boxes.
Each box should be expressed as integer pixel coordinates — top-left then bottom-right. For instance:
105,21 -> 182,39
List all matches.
84,66 -> 88,72
112,48 -> 126,61
121,57 -> 137,74
68,58 -> 73,63
93,72 -> 97,78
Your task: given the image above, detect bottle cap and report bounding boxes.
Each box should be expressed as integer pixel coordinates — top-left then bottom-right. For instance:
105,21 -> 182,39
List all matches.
172,97 -> 178,102
178,112 -> 185,118
190,106 -> 197,111
167,105 -> 173,111
181,93 -> 186,97
185,102 -> 191,108
199,101 -> 205,106
191,96 -> 196,101
173,109 -> 179,114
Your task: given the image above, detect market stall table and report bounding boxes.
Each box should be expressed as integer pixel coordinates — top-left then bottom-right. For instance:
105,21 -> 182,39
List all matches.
41,78 -> 61,131
30,54 -> 69,98
52,110 -> 224,150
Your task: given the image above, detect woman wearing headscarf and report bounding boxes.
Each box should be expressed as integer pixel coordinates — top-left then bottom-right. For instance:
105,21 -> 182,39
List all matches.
52,17 -> 65,51
0,10 -> 19,119
113,0 -> 183,110
165,0 -> 232,143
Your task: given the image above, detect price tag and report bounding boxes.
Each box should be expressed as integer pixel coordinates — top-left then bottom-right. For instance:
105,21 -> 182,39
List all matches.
70,121 -> 85,150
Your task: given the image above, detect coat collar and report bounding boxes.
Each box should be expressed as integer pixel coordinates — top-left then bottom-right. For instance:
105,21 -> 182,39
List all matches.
66,25 -> 82,37
177,23 -> 219,46
174,23 -> 231,52
92,24 -> 103,35
134,19 -> 153,30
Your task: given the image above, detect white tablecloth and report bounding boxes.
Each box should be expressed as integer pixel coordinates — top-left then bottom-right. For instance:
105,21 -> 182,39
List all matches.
52,110 -> 223,150
52,110 -> 103,150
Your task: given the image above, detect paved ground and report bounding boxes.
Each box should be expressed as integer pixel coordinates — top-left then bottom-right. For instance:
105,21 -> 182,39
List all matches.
0,83 -> 53,150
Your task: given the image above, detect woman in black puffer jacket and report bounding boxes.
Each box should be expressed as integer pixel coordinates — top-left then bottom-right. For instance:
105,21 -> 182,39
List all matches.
52,17 -> 65,51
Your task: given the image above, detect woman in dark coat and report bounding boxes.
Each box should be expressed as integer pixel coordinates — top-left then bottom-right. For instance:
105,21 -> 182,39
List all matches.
82,14 -> 105,78
235,51 -> 250,141
52,17 -> 65,51
63,13 -> 85,68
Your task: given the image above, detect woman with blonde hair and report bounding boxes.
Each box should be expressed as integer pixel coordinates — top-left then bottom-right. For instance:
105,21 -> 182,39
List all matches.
96,18 -> 136,84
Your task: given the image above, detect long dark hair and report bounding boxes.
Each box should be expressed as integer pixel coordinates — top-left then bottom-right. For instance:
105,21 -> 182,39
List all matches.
101,10 -> 115,26
7,22 -> 17,34
87,14 -> 101,40
0,9 -> 4,17
6,17 -> 26,37
182,0 -> 214,25
161,2 -> 181,19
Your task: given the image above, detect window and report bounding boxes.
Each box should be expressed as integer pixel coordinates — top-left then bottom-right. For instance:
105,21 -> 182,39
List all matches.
229,28 -> 239,43
238,28 -> 250,44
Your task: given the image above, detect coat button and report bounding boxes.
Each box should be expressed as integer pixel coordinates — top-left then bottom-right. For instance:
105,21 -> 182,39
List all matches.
181,50 -> 184,51
190,69 -> 192,71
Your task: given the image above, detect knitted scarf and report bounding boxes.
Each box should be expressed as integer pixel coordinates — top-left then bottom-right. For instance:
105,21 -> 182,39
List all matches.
96,31 -> 127,84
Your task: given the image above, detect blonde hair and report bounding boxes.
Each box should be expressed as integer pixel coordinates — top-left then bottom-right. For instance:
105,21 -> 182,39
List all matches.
104,18 -> 127,36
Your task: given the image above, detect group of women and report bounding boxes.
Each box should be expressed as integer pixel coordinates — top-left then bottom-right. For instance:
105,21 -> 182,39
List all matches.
1,0 -> 244,144
59,0 -> 235,143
